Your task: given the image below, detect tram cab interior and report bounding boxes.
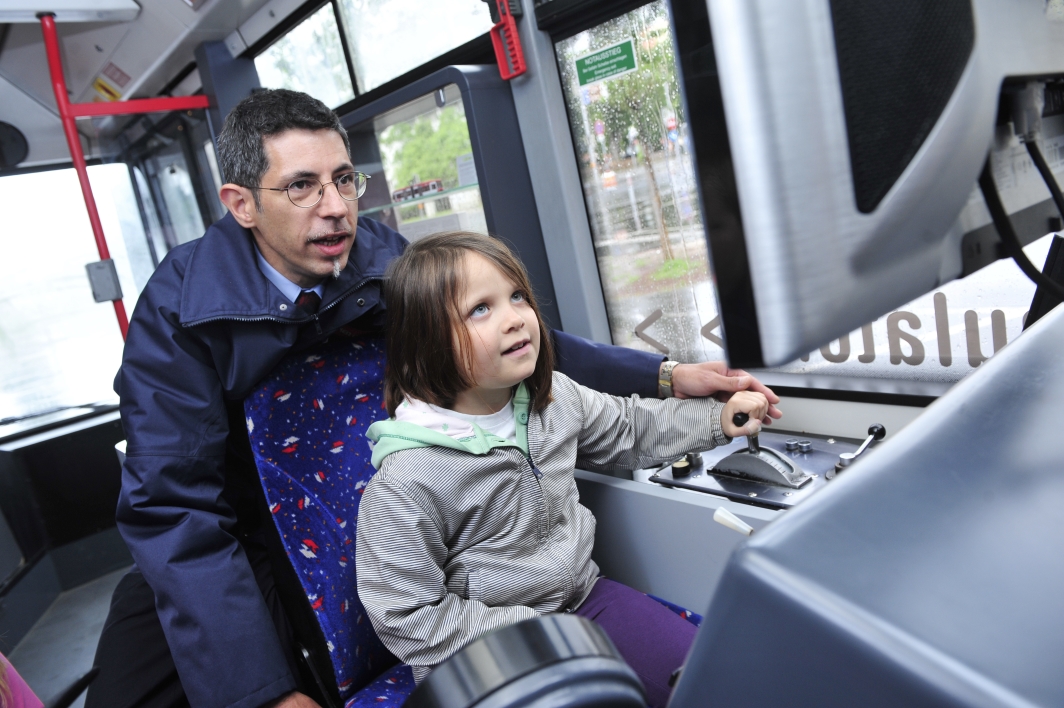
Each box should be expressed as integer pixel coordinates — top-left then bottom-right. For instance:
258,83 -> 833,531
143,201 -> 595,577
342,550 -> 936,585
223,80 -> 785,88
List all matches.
1,0 -> 1063,706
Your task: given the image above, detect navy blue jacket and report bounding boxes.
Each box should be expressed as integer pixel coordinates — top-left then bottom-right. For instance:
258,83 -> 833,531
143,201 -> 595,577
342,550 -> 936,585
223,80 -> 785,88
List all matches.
115,213 -> 663,708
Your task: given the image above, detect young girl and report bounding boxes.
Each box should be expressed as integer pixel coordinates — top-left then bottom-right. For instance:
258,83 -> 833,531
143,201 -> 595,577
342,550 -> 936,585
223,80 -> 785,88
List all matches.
356,232 -> 768,707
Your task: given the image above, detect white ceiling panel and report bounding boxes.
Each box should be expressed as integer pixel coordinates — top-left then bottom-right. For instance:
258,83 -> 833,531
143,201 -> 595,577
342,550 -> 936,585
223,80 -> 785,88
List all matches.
74,2 -> 187,103
60,21 -> 135,101
0,74 -> 78,166
0,22 -> 60,112
0,0 -> 276,164
120,0 -> 272,98
0,0 -> 139,24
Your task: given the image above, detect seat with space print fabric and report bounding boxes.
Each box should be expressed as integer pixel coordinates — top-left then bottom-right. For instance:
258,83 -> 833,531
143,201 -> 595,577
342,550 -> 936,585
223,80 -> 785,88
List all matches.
244,332 -> 413,707
244,331 -> 703,707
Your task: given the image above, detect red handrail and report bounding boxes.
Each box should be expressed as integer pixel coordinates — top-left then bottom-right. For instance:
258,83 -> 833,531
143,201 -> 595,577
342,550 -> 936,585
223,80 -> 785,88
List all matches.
39,13 -> 211,340
69,95 -> 210,117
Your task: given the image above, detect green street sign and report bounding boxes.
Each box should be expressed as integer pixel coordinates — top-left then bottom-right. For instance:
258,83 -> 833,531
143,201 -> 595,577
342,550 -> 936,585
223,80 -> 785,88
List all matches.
575,39 -> 637,86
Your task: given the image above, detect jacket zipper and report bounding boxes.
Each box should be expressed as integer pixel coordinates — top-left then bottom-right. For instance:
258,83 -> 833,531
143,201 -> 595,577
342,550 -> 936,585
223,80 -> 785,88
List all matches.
519,448 -> 578,601
526,452 -> 543,479
519,448 -> 550,541
183,278 -> 378,328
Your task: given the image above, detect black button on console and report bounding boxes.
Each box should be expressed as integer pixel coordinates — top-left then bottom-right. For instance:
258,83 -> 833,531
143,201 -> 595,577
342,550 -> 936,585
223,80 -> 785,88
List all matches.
672,458 -> 692,478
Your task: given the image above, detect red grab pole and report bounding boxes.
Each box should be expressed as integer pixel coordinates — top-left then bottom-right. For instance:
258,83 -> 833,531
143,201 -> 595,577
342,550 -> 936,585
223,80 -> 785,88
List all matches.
39,14 -> 211,341
41,13 -> 128,339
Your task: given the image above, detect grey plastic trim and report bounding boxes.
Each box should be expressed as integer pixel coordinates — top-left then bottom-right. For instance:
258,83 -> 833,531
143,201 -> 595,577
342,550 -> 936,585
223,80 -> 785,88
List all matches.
574,470 -> 777,612
85,259 -> 123,303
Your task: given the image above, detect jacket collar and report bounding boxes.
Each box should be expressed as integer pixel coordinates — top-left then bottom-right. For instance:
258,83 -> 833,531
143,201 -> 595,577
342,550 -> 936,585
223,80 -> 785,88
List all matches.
179,213 -> 394,326
366,383 -> 532,469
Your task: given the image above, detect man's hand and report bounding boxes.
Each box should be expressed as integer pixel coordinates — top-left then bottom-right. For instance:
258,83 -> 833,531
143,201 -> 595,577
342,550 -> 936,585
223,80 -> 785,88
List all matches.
670,361 -> 782,423
264,692 -> 321,708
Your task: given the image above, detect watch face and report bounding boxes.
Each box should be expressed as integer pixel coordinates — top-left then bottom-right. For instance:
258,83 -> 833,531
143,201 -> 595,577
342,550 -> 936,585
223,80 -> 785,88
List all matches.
659,362 -> 677,397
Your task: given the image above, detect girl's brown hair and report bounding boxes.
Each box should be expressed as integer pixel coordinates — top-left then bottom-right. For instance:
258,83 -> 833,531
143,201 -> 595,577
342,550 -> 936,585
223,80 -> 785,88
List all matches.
383,231 -> 554,416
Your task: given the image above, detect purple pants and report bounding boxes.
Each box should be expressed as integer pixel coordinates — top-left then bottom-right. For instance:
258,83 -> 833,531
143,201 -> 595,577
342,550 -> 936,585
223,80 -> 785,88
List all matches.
574,578 -> 696,708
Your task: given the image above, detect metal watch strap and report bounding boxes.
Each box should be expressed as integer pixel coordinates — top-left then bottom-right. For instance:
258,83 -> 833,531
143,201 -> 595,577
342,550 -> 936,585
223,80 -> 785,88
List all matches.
658,360 -> 679,398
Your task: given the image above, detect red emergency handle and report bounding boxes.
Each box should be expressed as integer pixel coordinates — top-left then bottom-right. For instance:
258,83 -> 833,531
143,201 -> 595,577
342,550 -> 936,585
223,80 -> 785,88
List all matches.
490,0 -> 526,80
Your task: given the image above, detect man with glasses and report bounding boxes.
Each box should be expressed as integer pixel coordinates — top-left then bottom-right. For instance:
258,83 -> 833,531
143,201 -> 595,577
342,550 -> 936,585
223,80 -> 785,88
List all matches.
88,89 -> 779,708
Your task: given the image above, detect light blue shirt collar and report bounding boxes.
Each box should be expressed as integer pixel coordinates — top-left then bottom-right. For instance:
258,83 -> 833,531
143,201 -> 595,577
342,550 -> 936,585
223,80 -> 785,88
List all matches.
254,246 -> 325,303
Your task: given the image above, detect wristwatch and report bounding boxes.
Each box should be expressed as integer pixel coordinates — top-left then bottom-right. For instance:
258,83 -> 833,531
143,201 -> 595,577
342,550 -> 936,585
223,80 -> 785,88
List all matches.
658,360 -> 679,398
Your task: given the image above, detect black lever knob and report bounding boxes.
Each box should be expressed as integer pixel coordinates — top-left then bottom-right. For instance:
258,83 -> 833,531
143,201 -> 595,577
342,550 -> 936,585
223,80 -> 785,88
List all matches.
835,423 -> 888,476
853,424 -> 886,457
731,413 -> 759,453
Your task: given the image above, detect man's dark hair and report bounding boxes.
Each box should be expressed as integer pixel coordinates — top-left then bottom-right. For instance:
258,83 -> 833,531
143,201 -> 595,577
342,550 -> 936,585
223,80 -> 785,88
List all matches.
216,88 -> 351,207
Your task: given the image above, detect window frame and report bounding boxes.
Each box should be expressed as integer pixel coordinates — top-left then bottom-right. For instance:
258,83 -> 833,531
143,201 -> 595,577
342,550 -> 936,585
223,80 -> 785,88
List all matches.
244,0 -> 498,117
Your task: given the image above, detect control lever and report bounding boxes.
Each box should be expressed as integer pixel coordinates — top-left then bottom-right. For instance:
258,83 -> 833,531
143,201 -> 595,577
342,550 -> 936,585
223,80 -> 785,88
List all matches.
712,413 -> 812,489
733,412 -> 760,454
832,424 -> 886,476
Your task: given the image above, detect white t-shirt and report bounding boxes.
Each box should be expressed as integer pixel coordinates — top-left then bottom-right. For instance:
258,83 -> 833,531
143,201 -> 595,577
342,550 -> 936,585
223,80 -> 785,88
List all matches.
426,399 -> 517,443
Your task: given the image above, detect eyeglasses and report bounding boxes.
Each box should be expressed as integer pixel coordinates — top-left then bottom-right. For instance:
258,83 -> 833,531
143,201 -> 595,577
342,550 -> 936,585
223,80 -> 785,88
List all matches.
253,171 -> 370,208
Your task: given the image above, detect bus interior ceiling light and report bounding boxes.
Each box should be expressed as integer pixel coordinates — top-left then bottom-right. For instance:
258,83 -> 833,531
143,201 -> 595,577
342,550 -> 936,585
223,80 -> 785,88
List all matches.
0,0 -> 139,23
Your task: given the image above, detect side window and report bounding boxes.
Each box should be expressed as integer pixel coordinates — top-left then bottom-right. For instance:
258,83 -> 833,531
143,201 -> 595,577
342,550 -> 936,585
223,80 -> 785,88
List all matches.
555,2 -> 716,362
256,4 -> 356,108
554,0 -> 1055,388
336,0 -> 492,93
0,165 -> 156,422
109,109 -> 219,256
349,84 -> 487,242
251,1 -> 495,116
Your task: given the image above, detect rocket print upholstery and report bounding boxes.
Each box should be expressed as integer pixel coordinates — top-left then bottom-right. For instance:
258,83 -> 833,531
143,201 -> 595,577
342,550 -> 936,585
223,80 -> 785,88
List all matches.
344,663 -> 417,708
244,333 -> 414,706
648,594 -> 703,627
244,333 -> 703,704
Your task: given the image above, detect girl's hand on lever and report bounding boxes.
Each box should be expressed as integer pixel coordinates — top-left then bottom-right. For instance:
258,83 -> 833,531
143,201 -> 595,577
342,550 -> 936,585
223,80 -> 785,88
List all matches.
721,391 -> 770,438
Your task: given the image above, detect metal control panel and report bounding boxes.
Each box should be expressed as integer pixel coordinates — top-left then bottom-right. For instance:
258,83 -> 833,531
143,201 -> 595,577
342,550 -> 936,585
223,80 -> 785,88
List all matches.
647,431 -> 865,510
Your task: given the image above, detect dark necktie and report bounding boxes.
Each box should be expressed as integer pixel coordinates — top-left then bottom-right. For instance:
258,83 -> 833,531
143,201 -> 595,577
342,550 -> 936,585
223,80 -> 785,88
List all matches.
295,290 -> 321,315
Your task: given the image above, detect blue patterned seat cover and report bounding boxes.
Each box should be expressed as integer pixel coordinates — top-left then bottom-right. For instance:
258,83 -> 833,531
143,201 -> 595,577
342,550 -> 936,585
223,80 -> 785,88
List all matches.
244,332 -> 704,706
647,594 -> 703,627
244,333 -> 411,704
344,664 -> 416,708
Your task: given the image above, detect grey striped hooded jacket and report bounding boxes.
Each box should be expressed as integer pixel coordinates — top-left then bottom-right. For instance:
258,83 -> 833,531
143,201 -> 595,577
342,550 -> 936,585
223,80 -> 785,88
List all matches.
357,371 -> 730,681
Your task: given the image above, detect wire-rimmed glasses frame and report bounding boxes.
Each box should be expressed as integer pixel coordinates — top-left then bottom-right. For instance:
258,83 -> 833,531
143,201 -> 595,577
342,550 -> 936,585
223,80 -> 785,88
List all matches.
253,171 -> 370,208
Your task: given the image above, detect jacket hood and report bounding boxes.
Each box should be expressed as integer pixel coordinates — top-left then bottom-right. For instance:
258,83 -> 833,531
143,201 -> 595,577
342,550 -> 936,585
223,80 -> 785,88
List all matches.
366,383 -> 531,469
178,213 -> 399,326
